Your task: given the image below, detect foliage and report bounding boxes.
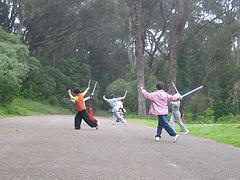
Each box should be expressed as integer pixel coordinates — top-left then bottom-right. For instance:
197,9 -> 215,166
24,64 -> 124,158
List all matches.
0,29 -> 33,102
57,58 -> 91,89
0,0 -> 22,33
186,107 -> 216,124
21,66 -> 70,100
103,65 -> 158,113
47,96 -> 59,106
0,26 -> 21,43
217,113 -> 240,124
0,0 -> 240,119
212,64 -> 239,119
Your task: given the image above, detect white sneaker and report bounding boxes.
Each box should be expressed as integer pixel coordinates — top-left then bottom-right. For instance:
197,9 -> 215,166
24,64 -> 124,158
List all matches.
155,137 -> 160,141
173,134 -> 180,143
183,130 -> 189,135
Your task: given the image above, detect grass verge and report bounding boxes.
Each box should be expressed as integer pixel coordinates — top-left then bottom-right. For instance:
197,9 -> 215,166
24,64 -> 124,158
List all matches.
186,124 -> 240,148
127,118 -> 240,148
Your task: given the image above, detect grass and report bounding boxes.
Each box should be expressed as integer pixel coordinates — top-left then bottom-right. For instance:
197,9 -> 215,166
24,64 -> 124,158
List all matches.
185,124 -> 240,148
126,117 -> 240,148
0,97 -> 72,118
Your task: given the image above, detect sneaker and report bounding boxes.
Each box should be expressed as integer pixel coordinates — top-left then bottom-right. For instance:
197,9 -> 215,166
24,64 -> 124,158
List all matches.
173,134 -> 180,143
96,124 -> 99,130
183,130 -> 189,135
155,136 -> 160,141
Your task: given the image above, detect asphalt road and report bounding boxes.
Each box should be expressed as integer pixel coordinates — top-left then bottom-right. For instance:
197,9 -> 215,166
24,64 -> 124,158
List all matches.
0,115 -> 240,180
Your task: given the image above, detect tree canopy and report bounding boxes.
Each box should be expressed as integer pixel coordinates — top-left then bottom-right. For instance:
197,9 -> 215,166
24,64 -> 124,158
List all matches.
0,0 -> 239,120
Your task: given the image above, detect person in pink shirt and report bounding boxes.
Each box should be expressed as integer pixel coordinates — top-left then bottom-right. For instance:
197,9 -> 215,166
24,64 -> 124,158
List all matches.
140,82 -> 181,142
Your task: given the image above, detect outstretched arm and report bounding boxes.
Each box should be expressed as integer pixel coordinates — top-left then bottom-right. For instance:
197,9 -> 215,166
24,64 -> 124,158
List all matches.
103,95 -> 109,101
81,87 -> 89,97
115,91 -> 128,101
68,90 -> 78,101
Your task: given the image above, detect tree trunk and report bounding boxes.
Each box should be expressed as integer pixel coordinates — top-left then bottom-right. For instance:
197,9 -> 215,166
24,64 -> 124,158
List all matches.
127,8 -> 136,68
135,0 -> 146,117
169,0 -> 190,93
234,5 -> 240,65
17,10 -> 23,36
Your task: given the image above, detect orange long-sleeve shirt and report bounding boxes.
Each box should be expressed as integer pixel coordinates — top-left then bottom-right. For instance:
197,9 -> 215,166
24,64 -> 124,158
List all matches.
69,88 -> 88,111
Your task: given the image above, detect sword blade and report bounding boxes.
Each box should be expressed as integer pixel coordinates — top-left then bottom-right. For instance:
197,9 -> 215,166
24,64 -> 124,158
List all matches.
182,86 -> 203,98
124,90 -> 128,97
172,82 -> 180,94
88,79 -> 91,88
91,82 -> 98,95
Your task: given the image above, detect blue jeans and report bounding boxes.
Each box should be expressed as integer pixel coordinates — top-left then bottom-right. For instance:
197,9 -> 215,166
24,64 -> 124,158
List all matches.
156,115 -> 176,138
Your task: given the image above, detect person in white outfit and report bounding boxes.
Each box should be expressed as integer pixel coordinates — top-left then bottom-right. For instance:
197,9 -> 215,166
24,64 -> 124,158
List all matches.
169,100 -> 189,134
103,92 -> 127,125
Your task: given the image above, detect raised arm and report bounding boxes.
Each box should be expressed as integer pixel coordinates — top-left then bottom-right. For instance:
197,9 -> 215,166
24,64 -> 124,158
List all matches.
68,90 -> 78,101
81,87 -> 89,97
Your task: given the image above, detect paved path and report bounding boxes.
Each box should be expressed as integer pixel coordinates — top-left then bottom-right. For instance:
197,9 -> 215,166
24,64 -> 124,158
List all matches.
0,115 -> 240,180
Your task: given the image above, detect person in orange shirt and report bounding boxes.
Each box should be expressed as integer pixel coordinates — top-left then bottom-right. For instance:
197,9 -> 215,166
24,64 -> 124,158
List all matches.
68,87 -> 99,130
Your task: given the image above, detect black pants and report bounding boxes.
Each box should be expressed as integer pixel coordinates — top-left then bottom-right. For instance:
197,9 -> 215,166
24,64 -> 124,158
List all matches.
75,109 -> 98,129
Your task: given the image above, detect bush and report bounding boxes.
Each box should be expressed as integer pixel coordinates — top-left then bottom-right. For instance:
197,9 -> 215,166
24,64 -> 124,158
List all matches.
217,113 -> 237,123
48,96 -> 59,105
203,108 -> 215,123
0,43 -> 30,102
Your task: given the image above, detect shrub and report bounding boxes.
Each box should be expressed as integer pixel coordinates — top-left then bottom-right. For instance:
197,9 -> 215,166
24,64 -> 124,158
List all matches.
217,113 -> 237,123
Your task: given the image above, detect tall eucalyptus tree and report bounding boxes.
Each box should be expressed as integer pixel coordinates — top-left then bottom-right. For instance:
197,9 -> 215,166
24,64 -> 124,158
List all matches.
134,0 -> 146,116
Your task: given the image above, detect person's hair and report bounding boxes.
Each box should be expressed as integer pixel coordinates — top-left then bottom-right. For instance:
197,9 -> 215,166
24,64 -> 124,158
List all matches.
73,87 -> 81,94
110,94 -> 115,98
156,82 -> 164,90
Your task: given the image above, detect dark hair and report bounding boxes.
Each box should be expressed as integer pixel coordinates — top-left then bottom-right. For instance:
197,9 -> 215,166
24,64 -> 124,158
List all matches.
73,87 -> 80,94
156,82 -> 164,90
110,94 -> 115,98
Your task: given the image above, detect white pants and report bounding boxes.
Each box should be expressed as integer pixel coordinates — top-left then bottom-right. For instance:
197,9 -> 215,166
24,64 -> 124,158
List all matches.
112,111 -> 126,124
169,111 -> 188,132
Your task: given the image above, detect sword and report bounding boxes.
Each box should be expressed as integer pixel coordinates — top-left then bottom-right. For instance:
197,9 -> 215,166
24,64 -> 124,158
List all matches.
172,82 -> 180,94
182,86 -> 203,98
123,90 -> 128,97
91,82 -> 98,95
88,79 -> 91,88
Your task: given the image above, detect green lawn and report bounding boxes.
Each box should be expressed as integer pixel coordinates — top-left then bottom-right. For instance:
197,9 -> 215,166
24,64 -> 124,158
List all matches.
127,118 -> 240,148
186,124 -> 240,147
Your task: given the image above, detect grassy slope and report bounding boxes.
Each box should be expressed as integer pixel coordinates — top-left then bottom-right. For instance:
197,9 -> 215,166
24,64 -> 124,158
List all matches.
0,98 -> 72,118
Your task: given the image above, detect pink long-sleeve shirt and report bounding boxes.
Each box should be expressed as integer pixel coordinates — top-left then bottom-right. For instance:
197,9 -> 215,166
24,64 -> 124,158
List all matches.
141,88 -> 180,115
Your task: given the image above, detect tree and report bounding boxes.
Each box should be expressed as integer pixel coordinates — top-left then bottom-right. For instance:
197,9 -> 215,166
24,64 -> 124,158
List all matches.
0,0 -> 21,33
134,0 -> 146,117
0,27 -> 34,102
169,0 -> 190,93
